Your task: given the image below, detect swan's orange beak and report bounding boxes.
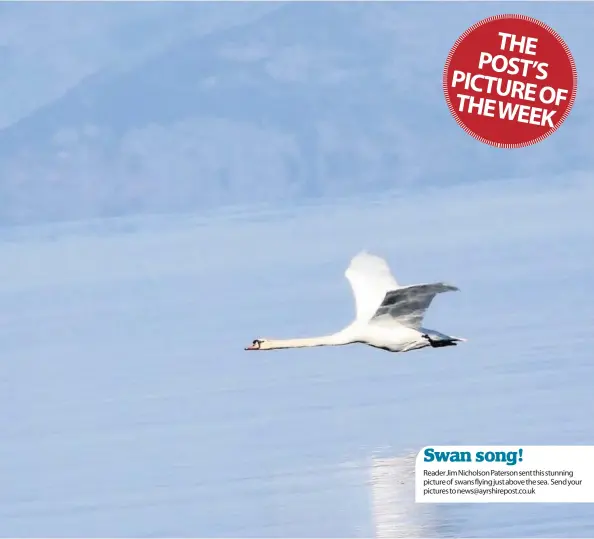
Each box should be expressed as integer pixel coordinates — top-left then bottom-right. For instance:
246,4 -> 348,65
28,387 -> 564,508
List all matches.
245,339 -> 261,350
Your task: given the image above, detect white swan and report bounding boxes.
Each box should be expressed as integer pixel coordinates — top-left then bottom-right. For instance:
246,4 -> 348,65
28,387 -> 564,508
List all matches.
245,251 -> 466,353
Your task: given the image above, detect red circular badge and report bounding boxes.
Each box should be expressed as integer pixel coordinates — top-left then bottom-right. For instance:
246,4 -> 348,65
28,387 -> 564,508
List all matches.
444,14 -> 577,148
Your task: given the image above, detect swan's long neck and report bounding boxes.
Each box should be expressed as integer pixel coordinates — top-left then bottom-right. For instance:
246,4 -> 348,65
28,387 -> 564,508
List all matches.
264,332 -> 352,350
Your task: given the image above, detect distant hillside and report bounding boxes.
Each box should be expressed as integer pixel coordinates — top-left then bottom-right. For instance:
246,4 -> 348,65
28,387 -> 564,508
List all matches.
0,2 -> 592,225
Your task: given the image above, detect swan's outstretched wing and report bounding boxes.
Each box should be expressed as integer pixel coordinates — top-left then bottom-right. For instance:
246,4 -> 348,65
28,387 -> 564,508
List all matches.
370,283 -> 459,330
345,251 -> 400,322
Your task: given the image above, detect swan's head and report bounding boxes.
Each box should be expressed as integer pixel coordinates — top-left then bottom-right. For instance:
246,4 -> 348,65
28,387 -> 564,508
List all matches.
244,338 -> 271,351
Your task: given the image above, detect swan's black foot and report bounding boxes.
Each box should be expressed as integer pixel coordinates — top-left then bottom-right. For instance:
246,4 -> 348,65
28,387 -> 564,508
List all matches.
422,334 -> 458,348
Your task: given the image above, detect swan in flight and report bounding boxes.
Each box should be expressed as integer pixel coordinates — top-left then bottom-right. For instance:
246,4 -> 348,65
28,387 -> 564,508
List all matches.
245,251 -> 466,354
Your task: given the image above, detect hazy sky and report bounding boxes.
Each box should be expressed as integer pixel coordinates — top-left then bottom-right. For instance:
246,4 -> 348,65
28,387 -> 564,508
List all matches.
1,2 -> 594,537
0,2 -> 593,225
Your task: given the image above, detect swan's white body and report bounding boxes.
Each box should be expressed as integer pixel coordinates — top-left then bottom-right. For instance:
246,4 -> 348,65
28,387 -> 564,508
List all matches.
245,251 -> 466,354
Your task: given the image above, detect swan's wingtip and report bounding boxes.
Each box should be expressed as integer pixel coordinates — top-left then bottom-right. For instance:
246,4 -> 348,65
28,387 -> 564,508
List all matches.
349,250 -> 385,265
352,249 -> 371,260
346,250 -> 370,272
443,283 -> 460,292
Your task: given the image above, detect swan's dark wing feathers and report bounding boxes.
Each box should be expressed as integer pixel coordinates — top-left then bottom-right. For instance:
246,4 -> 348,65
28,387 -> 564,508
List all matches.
370,283 -> 459,329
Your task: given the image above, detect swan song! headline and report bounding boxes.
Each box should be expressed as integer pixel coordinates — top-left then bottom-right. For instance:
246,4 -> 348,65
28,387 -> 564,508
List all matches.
415,446 -> 594,503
